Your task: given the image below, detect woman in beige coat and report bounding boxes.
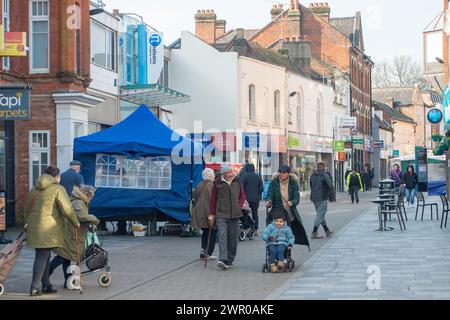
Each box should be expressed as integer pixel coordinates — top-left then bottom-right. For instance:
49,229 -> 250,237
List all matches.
49,185 -> 99,288
191,168 -> 217,260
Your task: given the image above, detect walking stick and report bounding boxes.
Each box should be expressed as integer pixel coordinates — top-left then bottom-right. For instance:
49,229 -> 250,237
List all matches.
204,220 -> 213,268
75,228 -> 83,295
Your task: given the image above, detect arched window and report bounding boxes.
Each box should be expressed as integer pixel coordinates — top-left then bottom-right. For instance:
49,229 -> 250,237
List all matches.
249,85 -> 256,121
274,90 -> 281,125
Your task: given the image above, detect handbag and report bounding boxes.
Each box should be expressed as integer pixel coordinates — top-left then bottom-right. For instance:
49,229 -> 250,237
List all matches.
84,243 -> 107,271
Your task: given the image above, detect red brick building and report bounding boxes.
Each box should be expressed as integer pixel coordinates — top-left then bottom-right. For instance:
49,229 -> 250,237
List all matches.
0,0 -> 102,226
195,1 -> 374,169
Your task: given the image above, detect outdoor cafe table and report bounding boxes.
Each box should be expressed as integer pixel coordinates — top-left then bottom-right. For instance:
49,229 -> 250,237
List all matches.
372,198 -> 395,231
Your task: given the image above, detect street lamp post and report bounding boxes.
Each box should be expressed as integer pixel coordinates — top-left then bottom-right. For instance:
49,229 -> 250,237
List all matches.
436,57 -> 449,196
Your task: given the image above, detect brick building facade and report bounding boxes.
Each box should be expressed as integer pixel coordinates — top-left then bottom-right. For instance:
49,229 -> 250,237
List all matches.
0,0 -> 102,226
194,0 -> 373,169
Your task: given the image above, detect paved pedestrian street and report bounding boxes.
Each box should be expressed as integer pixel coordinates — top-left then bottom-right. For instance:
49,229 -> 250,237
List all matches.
268,197 -> 450,300
2,191 -> 449,300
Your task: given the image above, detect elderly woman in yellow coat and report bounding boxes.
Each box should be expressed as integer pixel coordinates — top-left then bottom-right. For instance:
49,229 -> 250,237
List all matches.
49,185 -> 99,288
24,166 -> 79,296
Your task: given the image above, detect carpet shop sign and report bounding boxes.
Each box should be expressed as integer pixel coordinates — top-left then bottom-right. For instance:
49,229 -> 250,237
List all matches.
0,88 -> 31,120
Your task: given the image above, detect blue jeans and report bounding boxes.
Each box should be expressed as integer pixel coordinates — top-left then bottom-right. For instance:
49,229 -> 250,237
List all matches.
268,244 -> 286,264
313,201 -> 328,228
405,188 -> 416,205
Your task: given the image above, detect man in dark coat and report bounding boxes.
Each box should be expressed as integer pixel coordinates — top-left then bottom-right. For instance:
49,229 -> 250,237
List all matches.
209,165 -> 246,270
265,165 -> 310,250
240,164 -> 264,233
60,161 -> 84,196
310,162 -> 335,239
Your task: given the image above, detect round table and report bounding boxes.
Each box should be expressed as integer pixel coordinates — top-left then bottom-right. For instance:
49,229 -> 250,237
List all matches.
372,199 -> 394,231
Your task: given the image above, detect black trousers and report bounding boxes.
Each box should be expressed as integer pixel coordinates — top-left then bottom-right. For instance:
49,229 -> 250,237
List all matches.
49,255 -> 71,282
349,186 -> 360,203
249,201 -> 260,230
31,248 -> 52,291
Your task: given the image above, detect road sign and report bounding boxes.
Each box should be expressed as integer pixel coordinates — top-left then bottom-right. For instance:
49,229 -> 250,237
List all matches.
333,141 -> 345,151
352,137 -> 364,145
371,140 -> 384,149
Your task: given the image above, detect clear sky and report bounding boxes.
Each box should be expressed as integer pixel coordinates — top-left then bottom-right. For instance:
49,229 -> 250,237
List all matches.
101,0 -> 442,65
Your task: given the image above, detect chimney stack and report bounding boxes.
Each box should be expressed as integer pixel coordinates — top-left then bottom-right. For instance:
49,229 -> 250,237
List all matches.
215,19 -> 227,39
112,9 -> 119,16
195,9 -> 217,44
231,28 -> 248,56
288,0 -> 301,39
282,38 -> 312,76
309,3 -> 331,22
271,4 -> 283,19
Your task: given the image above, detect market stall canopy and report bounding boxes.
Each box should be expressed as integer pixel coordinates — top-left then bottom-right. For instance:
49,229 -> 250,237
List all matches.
74,104 -> 202,157
73,105 -> 203,223
120,84 -> 190,107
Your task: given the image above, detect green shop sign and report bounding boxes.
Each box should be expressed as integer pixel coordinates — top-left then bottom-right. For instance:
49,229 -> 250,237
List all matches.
352,137 -> 364,145
333,141 -> 345,151
288,135 -> 300,149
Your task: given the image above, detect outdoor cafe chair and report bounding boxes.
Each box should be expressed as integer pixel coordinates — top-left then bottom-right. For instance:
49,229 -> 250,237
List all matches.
440,194 -> 449,229
415,192 -> 438,221
380,193 -> 407,231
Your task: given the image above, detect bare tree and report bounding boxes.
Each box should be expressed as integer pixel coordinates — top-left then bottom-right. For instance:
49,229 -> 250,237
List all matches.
373,55 -> 426,88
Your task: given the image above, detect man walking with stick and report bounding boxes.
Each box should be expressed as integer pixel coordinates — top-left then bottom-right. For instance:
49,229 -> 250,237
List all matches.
209,165 -> 246,270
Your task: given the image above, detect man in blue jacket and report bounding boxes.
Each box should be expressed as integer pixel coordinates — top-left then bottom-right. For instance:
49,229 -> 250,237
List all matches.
60,161 -> 84,196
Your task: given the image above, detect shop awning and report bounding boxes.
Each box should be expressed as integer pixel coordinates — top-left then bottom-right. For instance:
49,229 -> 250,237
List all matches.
120,84 -> 190,106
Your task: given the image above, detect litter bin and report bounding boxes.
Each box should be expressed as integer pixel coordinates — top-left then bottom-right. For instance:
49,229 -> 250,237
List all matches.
379,179 -> 395,195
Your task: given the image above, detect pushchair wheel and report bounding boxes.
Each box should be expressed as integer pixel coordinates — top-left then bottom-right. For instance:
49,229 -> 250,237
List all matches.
0,283 -> 4,296
290,260 -> 295,271
248,230 -> 254,240
98,273 -> 112,288
262,263 -> 267,273
238,229 -> 246,241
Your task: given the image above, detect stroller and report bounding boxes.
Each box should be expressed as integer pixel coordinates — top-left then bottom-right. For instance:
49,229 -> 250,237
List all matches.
66,223 -> 112,291
239,209 -> 256,241
0,232 -> 26,296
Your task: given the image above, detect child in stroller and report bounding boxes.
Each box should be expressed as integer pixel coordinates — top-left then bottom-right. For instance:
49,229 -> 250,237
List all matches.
239,208 -> 256,241
261,213 -> 295,273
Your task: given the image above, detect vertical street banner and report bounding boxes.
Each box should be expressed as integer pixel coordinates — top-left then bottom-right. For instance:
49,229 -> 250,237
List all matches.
0,32 -> 27,57
147,32 -> 164,84
415,146 -> 428,192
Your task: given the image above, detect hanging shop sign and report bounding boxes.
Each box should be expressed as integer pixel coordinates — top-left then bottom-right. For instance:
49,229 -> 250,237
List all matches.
0,31 -> 27,57
371,140 -> 384,149
333,141 -> 345,152
0,88 -> 31,120
427,107 -> 443,124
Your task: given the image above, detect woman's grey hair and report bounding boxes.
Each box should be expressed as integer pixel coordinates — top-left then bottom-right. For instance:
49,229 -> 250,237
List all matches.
202,168 -> 215,181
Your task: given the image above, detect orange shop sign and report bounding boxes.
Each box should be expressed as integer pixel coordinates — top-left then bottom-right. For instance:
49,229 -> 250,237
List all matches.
0,30 -> 27,57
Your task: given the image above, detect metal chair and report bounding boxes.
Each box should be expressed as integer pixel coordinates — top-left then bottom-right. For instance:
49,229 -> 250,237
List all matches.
381,193 -> 407,231
397,192 -> 408,221
440,194 -> 449,229
415,192 -> 438,221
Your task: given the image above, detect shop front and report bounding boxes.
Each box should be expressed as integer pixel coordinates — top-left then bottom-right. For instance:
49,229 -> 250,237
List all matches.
242,133 -> 287,182
288,132 -> 333,192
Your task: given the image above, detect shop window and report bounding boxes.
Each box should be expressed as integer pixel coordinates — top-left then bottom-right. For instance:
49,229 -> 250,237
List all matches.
29,0 -> 50,73
95,154 -> 171,190
29,131 -> 50,188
